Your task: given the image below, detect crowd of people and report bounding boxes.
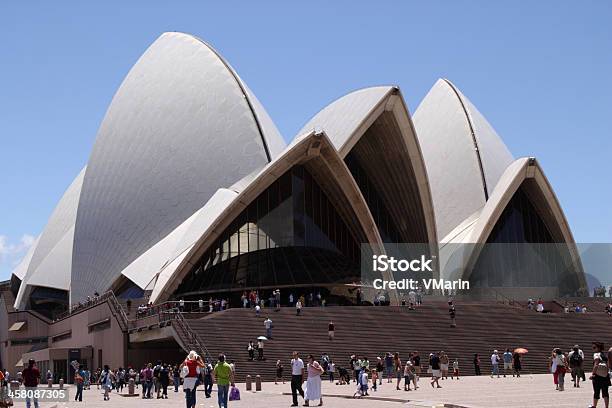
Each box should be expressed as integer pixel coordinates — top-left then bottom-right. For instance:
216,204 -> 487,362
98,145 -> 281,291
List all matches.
1,340 -> 610,408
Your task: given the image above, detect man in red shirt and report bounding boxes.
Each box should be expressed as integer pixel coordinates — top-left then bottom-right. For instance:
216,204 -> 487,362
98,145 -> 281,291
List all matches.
22,358 -> 40,408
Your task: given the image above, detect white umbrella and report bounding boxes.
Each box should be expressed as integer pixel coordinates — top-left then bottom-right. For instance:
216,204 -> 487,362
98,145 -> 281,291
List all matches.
257,336 -> 268,341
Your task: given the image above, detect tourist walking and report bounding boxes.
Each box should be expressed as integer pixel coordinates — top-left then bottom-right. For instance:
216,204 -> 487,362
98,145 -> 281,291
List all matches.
370,364 -> 378,391
328,359 -> 335,383
141,363 -> 153,398
328,321 -> 335,340
412,351 -> 421,384
403,358 -> 416,391
569,344 -> 584,387
275,360 -> 284,384
247,341 -> 255,361
204,360 -> 213,398
385,352 -> 394,383
100,365 -> 114,401
172,365 -> 180,392
182,351 -> 205,408
452,359 -> 460,380
213,354 -> 234,408
375,357 -> 384,385
440,351 -> 449,380
290,352 -> 305,407
512,351 -> 522,377
394,352 -> 402,390
430,352 -> 442,388
490,350 -> 500,378
23,359 -> 40,408
473,354 -> 481,376
74,363 -> 85,401
264,316 -> 273,339
549,349 -> 559,390
296,299 -> 302,316
304,355 -> 324,406
588,342 -> 610,408
159,363 -> 169,398
257,338 -> 265,360
554,348 -> 568,391
503,349 -> 513,377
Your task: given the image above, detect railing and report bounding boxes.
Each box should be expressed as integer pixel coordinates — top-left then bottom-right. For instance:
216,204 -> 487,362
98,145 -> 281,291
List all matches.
54,292 -> 115,321
170,311 -> 211,360
107,292 -> 129,331
489,288 -> 522,308
128,300 -> 214,318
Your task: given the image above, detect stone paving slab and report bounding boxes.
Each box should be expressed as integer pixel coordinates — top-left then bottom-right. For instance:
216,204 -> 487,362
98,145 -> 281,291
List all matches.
32,373 -> 594,408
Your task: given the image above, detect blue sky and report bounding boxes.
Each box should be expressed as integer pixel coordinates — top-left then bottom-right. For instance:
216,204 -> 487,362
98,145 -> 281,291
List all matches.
1,1 -> 611,280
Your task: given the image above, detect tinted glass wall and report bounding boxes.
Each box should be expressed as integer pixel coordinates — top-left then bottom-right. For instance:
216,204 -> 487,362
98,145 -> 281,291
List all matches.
173,165 -> 360,297
470,187 -> 579,294
345,152 -> 402,243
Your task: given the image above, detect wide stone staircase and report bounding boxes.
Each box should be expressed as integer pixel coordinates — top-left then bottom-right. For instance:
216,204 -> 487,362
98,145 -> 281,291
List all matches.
178,302 -> 612,382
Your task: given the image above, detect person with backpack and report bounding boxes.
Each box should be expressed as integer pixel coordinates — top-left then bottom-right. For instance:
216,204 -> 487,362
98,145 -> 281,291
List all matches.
153,361 -> 162,398
589,342 -> 610,408
490,350 -> 500,378
569,345 -> 585,387
100,365 -> 115,401
204,361 -> 213,398
159,363 -> 170,399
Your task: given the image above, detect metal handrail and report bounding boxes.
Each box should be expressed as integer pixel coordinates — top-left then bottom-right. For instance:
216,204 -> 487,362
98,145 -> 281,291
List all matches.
107,292 -> 129,331
54,291 -> 114,321
172,311 -> 211,360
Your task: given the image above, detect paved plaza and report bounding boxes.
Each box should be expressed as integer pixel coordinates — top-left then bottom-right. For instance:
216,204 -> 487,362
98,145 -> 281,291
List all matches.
29,374 -> 595,408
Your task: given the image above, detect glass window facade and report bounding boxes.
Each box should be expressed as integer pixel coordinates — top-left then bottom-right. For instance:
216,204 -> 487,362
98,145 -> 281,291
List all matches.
173,165 -> 361,297
345,152 -> 402,243
28,286 -> 69,319
470,186 -> 579,294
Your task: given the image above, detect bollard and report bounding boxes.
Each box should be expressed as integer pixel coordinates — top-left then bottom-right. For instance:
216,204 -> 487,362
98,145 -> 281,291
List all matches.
245,375 -> 252,391
255,375 -> 262,391
59,378 -> 64,389
9,381 -> 19,392
128,378 -> 135,395
48,378 -> 53,388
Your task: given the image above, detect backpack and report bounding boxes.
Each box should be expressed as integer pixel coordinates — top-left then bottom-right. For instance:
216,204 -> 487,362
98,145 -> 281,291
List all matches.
153,366 -> 161,378
595,353 -> 609,378
569,352 -> 583,367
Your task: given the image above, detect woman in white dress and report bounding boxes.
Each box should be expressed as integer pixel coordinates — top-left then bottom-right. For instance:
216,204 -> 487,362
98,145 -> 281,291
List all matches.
304,355 -> 324,406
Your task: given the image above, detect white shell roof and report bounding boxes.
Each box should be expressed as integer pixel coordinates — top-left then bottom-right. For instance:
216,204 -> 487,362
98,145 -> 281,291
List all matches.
14,167 -> 86,308
413,79 -> 513,240
10,235 -> 40,281
298,86 -> 395,156
70,32 -> 284,302
120,188 -> 238,289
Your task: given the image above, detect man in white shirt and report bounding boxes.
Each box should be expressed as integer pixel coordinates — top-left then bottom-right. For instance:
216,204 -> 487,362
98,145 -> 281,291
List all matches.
264,317 -> 273,339
290,352 -> 305,407
490,350 -> 500,378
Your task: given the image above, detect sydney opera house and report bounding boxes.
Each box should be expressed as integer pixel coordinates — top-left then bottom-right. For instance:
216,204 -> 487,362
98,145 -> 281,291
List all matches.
0,32 -> 587,374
